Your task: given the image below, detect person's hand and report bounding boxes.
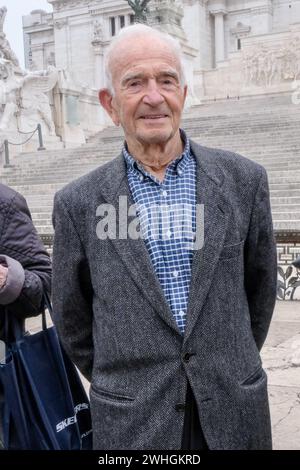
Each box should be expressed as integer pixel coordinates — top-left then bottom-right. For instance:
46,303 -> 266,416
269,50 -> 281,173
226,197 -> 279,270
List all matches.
0,264 -> 8,289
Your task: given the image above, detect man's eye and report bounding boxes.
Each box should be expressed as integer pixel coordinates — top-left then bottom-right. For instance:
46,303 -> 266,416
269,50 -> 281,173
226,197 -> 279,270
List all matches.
129,81 -> 140,87
162,79 -> 175,85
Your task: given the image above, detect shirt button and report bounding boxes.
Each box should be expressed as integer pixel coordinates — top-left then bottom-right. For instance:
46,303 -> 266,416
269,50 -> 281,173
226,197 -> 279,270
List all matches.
161,190 -> 168,197
165,230 -> 171,239
172,270 -> 179,278
179,310 -> 185,317
139,175 -> 144,182
177,169 -> 183,176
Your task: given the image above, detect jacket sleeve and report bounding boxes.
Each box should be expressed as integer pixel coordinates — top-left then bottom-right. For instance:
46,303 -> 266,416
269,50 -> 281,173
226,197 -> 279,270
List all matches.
244,167 -> 278,351
51,192 -> 93,381
0,192 -> 51,318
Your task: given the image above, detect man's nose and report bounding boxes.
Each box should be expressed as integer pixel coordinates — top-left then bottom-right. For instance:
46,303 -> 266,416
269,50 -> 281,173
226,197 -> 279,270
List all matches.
142,81 -> 165,106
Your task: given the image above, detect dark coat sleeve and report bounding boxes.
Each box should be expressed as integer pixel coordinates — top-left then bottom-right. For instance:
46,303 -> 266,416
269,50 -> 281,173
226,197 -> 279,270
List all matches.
0,191 -> 51,319
51,192 -> 93,381
244,167 -> 278,351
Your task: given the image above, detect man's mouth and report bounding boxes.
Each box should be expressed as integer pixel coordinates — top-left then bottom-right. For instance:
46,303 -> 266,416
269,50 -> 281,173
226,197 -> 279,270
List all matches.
139,115 -> 168,119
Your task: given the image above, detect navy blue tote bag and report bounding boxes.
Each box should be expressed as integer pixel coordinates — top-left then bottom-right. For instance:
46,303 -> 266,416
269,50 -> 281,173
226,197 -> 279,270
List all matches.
0,295 -> 92,450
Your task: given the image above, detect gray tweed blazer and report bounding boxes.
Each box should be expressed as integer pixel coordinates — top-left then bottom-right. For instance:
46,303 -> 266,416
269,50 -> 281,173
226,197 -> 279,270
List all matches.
52,139 -> 277,450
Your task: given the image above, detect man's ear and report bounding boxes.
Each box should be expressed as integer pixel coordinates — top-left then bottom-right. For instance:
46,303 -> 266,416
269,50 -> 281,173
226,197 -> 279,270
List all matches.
99,89 -> 120,126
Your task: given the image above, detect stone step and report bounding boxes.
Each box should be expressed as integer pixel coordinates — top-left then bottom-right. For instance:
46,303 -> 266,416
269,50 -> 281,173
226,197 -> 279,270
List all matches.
269,188 -> 300,197
30,218 -> 50,225
185,117 -> 300,124
3,154 -> 107,165
11,184 -> 65,193
183,115 -> 300,123
1,165 -> 100,177
271,204 -> 300,211
269,182 -> 300,189
260,163 -> 300,170
268,176 -> 300,184
271,197 -> 300,204
5,178 -> 300,189
26,208 -> 53,214
96,130 -> 300,143
4,150 -> 300,166
6,177 -> 300,192
6,161 -> 299,177
3,170 -> 295,185
3,173 -> 99,184
197,137 -> 298,144
2,164 -> 107,175
7,155 -> 300,168
188,128 -> 300,137
33,226 -> 54,234
274,221 -> 300,230
31,212 -> 54,219
271,212 -> 300,220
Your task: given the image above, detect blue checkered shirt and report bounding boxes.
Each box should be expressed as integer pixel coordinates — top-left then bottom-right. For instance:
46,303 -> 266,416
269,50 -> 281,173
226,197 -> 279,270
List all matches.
123,130 -> 197,334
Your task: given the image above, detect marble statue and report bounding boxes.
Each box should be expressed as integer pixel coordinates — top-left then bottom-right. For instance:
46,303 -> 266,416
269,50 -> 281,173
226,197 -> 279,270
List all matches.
0,5 -> 7,33
0,6 -> 58,137
20,66 -> 59,135
0,59 -> 21,131
0,6 -> 21,71
0,59 -> 58,134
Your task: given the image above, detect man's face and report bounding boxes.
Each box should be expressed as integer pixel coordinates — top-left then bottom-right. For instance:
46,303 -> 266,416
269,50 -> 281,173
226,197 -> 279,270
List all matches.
100,36 -> 187,148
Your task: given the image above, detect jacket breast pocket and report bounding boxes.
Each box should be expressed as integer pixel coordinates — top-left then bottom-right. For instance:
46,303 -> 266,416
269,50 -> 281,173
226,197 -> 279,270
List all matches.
219,239 -> 245,260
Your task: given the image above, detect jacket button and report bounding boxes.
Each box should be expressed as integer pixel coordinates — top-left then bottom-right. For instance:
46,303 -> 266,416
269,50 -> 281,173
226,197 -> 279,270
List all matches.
183,352 -> 195,363
175,403 -> 186,412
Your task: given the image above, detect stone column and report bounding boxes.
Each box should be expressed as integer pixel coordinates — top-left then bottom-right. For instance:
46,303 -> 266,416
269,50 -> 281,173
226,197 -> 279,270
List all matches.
92,40 -> 104,89
209,0 -> 227,65
214,11 -> 226,63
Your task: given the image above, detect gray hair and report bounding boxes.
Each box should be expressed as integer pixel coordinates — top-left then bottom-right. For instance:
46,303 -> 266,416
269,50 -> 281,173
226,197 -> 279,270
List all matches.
103,24 -> 186,94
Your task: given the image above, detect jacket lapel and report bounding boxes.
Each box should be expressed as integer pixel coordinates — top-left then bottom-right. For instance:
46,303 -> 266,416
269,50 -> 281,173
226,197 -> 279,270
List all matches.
98,153 -> 182,336
183,141 -> 230,343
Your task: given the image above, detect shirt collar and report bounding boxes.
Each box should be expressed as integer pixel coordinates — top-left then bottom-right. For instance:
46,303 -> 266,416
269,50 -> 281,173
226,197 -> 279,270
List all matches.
122,129 -> 191,179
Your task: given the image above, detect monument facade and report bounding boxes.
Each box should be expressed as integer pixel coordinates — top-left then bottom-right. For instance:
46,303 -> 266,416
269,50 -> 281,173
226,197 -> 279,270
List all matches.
23,1 -> 300,98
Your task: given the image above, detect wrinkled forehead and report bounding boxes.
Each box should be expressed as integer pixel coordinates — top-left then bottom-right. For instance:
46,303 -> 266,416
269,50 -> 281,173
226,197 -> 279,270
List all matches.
109,35 -> 181,82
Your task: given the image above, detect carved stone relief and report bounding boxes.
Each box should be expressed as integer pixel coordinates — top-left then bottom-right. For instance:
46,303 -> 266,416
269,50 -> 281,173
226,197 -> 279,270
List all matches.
243,36 -> 300,87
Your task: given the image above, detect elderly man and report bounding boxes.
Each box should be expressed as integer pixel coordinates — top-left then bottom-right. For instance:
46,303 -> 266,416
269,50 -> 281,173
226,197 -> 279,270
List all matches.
52,25 -> 277,450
